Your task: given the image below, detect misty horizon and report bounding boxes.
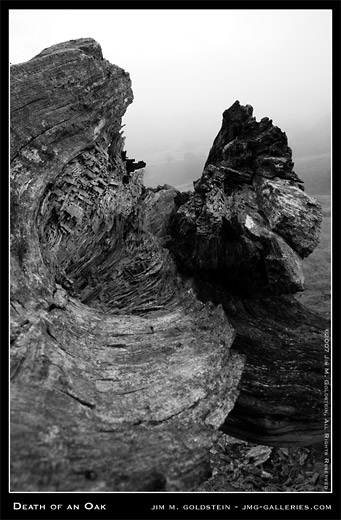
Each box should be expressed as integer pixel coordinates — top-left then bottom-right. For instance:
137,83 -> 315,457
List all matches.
9,9 -> 332,187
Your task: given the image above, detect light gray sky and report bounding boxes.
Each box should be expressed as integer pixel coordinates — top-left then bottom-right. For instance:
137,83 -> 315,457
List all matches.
9,9 -> 332,159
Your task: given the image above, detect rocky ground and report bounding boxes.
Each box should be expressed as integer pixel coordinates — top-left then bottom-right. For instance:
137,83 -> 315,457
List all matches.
197,434 -> 328,492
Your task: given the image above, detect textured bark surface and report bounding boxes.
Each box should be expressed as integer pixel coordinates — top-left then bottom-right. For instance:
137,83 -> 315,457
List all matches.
10,39 -> 243,492
194,284 -> 328,447
10,39 -> 329,492
171,101 -> 322,296
170,101 -> 328,447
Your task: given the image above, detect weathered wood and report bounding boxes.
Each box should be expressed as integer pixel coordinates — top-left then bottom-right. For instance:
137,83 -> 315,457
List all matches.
193,283 -> 329,446
170,100 -> 329,447
10,39 -> 329,492
11,293 -> 243,491
223,295 -> 328,447
10,38 -> 243,491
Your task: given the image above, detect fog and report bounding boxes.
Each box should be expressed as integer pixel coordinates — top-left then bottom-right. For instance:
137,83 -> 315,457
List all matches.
9,9 -> 331,185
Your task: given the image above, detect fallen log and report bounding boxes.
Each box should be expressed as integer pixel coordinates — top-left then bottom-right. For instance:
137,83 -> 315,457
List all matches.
10,39 -> 329,492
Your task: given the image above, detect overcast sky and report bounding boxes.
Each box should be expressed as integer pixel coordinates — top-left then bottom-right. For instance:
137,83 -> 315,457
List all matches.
9,9 -> 332,159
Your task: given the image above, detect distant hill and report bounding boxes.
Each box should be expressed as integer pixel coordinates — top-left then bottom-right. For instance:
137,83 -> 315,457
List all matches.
287,114 -> 331,158
293,153 -> 331,196
143,150 -> 206,189
295,194 -> 331,319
